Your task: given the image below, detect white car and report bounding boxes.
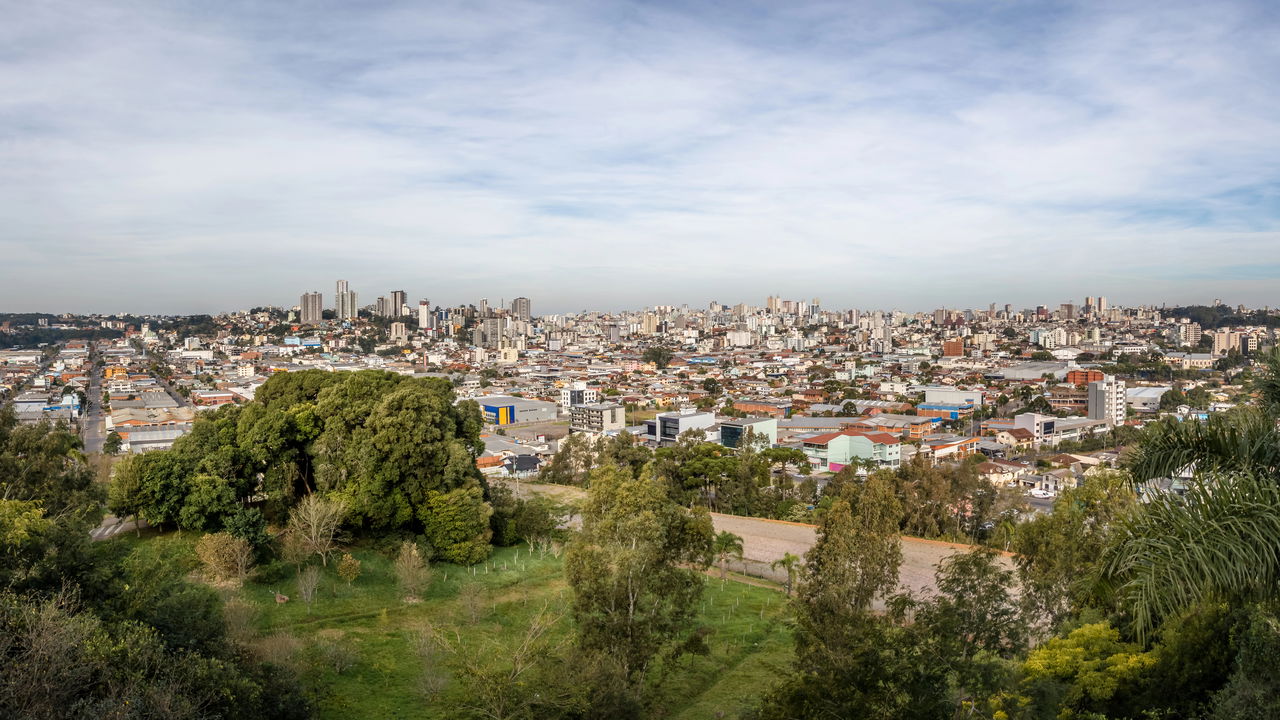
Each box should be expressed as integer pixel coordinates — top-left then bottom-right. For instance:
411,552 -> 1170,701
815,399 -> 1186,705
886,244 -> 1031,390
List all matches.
1029,489 -> 1054,499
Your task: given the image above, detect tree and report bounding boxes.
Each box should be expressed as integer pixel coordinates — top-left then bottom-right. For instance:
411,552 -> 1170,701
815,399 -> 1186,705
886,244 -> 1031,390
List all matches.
712,531 -> 744,579
337,553 -> 362,586
1014,470 -> 1135,627
564,463 -> 714,689
421,486 -> 493,565
195,532 -> 254,582
296,565 -> 321,614
284,494 -> 346,566
1103,348 -> 1280,638
1101,472 -> 1280,640
642,347 -> 673,369
913,547 -> 1027,708
758,475 -> 947,719
771,552 -> 802,597
103,430 -> 122,454
394,540 -> 432,601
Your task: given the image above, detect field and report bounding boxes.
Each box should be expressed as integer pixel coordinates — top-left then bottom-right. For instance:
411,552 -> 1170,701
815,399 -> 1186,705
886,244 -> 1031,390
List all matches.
131,534 -> 794,719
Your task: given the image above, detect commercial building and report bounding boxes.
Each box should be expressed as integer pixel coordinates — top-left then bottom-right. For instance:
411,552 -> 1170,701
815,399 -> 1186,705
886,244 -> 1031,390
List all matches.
731,399 -> 793,418
643,408 -> 717,444
917,401 -> 974,421
1126,386 -> 1171,413
570,402 -> 625,434
719,417 -> 778,449
941,338 -> 965,357
476,395 -> 558,426
511,297 -> 532,322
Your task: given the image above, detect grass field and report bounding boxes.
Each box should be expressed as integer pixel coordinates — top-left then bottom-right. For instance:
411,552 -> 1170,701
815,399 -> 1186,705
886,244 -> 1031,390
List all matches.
131,534 -> 794,719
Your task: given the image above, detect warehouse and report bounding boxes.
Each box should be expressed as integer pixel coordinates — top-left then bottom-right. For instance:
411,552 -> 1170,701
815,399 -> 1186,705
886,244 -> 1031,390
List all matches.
474,395 -> 559,426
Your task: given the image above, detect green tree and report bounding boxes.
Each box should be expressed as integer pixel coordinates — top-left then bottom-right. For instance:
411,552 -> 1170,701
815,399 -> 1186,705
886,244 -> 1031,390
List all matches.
762,476 -> 950,719
642,347 -> 673,369
1014,470 -> 1136,626
421,486 -> 493,565
564,463 -> 714,690
770,552 -> 802,597
712,530 -> 744,579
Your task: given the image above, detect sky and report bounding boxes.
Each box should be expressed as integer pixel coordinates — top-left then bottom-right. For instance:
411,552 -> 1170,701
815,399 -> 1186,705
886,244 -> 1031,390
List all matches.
2,0 -> 1279,315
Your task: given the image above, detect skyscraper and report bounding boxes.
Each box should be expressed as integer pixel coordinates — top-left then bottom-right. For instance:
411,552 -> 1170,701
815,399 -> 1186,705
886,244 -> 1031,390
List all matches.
418,300 -> 431,329
390,290 -> 407,317
300,291 -> 323,325
335,280 -> 358,320
511,297 -> 531,321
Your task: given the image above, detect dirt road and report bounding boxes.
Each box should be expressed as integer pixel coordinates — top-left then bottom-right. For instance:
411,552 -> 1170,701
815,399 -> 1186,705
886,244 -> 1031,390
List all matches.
500,480 -> 1013,599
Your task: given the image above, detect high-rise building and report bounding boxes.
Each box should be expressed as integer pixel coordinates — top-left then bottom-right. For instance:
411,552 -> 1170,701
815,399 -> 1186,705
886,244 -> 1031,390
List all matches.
375,296 -> 389,317
390,322 -> 407,343
390,290 -> 407,317
335,280 -> 358,320
418,300 -> 431,329
1088,376 -> 1126,427
300,291 -> 323,325
511,297 -> 531,321
1097,296 -> 1108,313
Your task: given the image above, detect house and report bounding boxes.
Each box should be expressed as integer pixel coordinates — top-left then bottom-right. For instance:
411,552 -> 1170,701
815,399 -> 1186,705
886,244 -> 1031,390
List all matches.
995,427 -> 1036,450
799,430 -> 901,472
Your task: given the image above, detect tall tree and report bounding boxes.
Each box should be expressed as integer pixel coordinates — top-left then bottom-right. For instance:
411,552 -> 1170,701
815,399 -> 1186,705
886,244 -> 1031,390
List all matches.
564,463 -> 714,690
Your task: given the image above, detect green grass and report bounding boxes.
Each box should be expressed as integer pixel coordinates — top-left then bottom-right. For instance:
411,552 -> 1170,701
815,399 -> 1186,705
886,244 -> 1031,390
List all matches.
192,542 -> 794,719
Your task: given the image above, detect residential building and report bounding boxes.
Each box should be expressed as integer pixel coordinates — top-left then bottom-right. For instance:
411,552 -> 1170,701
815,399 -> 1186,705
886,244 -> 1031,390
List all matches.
570,402 -> 625,434
559,380 -> 599,408
390,290 -> 408,317
511,297 -> 532,321
1088,376 -> 1126,426
335,280 -> 358,320
300,291 -> 323,325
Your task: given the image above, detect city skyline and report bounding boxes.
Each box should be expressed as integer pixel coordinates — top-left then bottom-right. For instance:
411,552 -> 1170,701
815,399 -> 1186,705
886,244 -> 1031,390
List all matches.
3,0 -> 1280,313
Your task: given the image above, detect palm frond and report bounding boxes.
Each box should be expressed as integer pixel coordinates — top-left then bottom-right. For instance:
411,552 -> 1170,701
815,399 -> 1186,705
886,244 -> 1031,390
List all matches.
1252,347 -> 1280,419
1100,472 -> 1280,641
1124,409 -> 1280,483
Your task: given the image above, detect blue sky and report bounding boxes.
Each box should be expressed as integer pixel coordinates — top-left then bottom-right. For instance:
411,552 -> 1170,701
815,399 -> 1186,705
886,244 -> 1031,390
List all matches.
2,0 -> 1278,314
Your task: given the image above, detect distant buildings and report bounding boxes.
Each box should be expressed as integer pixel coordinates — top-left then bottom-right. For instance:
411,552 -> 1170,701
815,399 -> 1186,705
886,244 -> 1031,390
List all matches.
300,291 -> 323,324
511,297 -> 531,322
335,280 -> 358,321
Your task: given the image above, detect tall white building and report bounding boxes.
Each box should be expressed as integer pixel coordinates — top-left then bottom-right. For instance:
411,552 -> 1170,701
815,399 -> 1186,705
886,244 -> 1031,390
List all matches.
335,280 -> 358,320
1088,376 -> 1126,427
418,300 -> 431,329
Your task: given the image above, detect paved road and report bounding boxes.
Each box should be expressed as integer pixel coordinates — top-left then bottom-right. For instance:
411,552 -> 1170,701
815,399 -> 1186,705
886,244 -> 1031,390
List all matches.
501,480 -> 1014,601
82,351 -> 106,453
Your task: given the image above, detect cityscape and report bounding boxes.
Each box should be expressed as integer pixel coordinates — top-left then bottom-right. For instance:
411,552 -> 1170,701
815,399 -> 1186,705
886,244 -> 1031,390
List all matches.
4,0 -> 1280,718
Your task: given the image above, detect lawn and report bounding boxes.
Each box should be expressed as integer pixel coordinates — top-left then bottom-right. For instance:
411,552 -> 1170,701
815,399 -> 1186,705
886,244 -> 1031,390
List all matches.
131,534 -> 795,719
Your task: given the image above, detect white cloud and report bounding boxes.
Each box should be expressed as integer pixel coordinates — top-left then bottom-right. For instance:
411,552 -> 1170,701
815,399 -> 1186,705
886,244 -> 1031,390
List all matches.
0,0 -> 1277,313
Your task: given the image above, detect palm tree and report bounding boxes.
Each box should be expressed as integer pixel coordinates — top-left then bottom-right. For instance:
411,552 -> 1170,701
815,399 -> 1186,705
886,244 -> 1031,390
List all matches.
712,531 -> 744,580
771,552 -> 802,596
1102,347 -> 1280,639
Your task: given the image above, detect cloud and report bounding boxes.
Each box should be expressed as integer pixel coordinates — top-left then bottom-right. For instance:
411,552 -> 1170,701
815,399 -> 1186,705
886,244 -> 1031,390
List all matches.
0,0 -> 1278,314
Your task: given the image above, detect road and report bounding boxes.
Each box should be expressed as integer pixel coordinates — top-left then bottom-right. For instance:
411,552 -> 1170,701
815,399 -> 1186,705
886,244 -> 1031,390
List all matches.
501,480 -> 1015,602
82,346 -> 106,453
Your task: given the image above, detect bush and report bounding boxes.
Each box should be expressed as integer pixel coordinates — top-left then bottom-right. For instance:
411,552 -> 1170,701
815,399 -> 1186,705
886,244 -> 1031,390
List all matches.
394,541 -> 432,601
195,532 -> 254,582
